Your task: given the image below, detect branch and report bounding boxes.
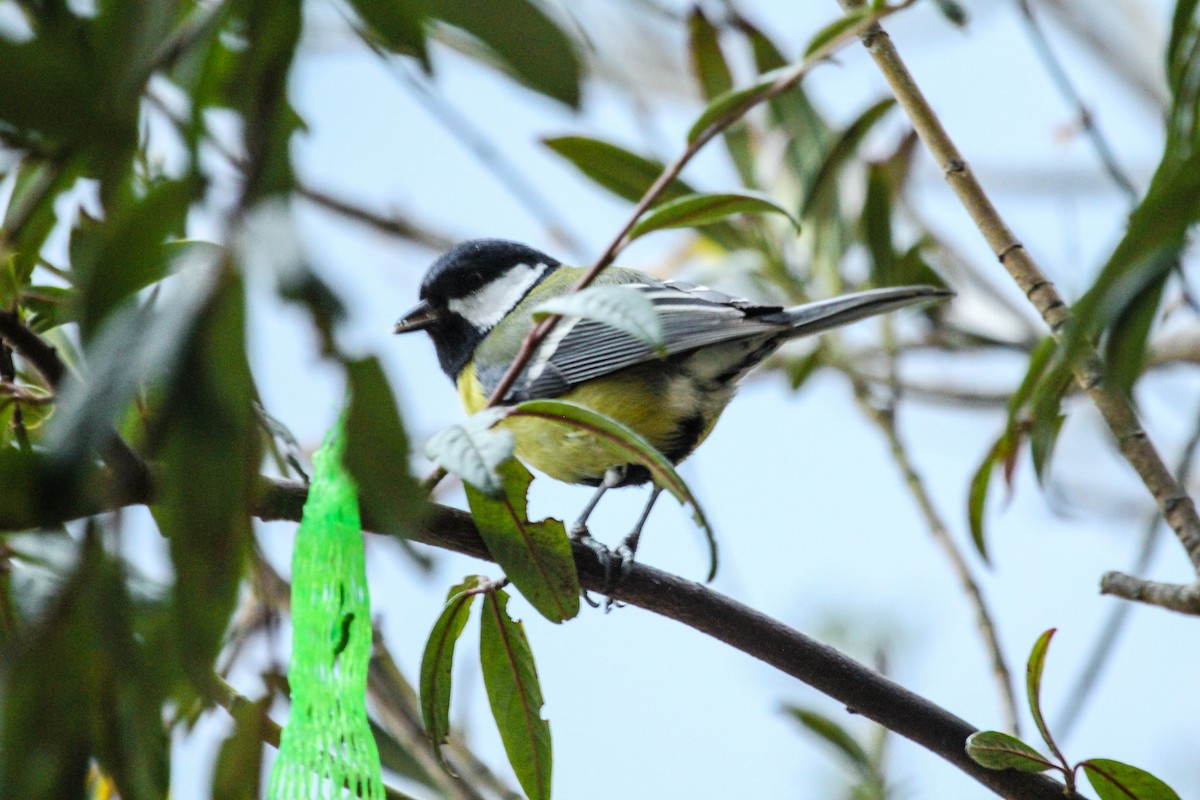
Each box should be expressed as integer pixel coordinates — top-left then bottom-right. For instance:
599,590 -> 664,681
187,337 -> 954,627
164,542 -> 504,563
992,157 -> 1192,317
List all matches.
1,475 -> 1078,800
837,0 -> 1200,608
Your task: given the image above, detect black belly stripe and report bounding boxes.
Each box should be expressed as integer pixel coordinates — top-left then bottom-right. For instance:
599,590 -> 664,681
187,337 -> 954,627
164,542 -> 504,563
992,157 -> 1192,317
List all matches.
663,411 -> 707,464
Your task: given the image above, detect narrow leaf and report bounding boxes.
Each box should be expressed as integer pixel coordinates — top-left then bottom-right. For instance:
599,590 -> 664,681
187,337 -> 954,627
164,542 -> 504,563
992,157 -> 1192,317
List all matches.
801,98 -> 896,219
543,136 -> 696,204
629,191 -> 800,242
965,731 -> 1056,773
480,588 -> 551,800
532,285 -> 665,356
804,10 -> 869,59
688,8 -> 756,185
687,67 -> 789,145
1026,629 -> 1064,766
783,706 -> 872,776
1081,758 -> 1182,800
419,577 -> 484,759
465,460 -> 580,623
967,437 -> 1003,564
508,399 -> 717,581
424,408 -> 513,497
348,0 -> 429,65
344,356 -> 427,536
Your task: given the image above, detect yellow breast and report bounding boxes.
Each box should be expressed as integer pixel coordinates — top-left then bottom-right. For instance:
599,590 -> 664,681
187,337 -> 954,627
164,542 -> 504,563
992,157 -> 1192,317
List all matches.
456,361 -> 725,486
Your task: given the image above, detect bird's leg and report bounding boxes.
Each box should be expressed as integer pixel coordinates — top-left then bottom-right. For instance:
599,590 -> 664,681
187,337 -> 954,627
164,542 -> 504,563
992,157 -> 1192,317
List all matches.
614,485 -> 662,586
569,466 -> 624,600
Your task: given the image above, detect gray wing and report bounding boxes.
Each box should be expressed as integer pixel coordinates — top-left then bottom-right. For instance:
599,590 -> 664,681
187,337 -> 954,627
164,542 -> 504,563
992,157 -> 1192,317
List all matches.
507,280 -> 787,401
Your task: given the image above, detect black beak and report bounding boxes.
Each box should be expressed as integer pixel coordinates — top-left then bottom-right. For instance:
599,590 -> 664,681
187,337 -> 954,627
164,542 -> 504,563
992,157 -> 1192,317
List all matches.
394,300 -> 440,334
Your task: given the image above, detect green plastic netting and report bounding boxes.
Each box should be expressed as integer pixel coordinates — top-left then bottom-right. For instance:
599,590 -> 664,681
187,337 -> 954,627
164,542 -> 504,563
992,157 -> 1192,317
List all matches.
268,420 -> 383,799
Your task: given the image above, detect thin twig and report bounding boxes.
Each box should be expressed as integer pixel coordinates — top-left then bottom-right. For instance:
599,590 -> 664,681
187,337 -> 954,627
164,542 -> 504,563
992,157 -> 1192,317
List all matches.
1057,403 -> 1200,737
293,183 -> 456,252
838,0 -> 1200,610
1014,0 -> 1139,201
850,375 -> 1021,736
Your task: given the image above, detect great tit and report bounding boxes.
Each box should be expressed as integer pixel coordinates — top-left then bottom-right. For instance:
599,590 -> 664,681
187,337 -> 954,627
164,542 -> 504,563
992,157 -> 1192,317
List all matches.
395,238 -> 950,581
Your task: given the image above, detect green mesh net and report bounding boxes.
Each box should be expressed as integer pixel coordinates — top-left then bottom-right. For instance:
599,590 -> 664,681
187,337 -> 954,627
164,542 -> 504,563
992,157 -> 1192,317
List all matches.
268,420 -> 383,799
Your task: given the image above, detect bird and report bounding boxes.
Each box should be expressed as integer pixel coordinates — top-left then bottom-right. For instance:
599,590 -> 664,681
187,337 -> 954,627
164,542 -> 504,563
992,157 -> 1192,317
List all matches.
395,238 -> 950,588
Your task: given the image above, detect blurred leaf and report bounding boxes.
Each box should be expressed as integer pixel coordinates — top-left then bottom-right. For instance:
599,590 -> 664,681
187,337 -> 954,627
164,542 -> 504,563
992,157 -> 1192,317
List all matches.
965,731 -> 1055,772
738,20 -> 832,183
543,136 -> 696,204
687,67 -> 786,146
424,408 -> 513,497
804,9 -> 868,59
688,8 -> 756,185
349,0 -> 429,66
785,345 -> 826,391
629,191 -> 800,242
480,587 -> 551,800
931,0 -> 969,27
21,285 -> 76,333
465,460 -> 579,623
4,159 -> 71,286
893,240 -> 948,290
783,706 -> 872,775
532,285 -> 665,356
211,693 -> 269,800
802,98 -> 896,219
432,0 -> 581,108
70,177 -> 198,340
967,436 -> 1003,564
508,399 -> 717,581
0,530 -> 168,800
222,0 -> 303,202
369,719 -> 440,791
1025,628 -> 1060,762
420,577 -> 484,761
154,272 -> 258,683
1103,254 -> 1169,395
344,356 -> 427,537
862,162 -> 896,287
1081,758 -> 1182,800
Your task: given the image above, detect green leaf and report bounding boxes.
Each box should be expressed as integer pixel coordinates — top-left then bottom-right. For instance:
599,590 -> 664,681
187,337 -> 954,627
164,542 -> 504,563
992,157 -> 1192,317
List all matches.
931,0 -> 969,27
423,407 -> 513,497
687,67 -> 789,146
431,0 -> 581,108
1081,758 -> 1183,800
862,162 -> 896,287
419,577 -> 484,761
348,0 -> 429,65
783,706 -> 872,776
344,356 -> 427,536
532,285 -> 665,356
967,437 -> 1003,564
0,530 -> 169,800
154,272 -> 259,684
801,98 -> 896,219
628,191 -> 800,242
21,285 -> 77,333
804,9 -> 869,59
480,587 -> 551,800
508,399 -> 717,581
688,8 -> 756,186
543,136 -> 697,205
465,460 -> 579,623
70,177 -> 198,340
1025,628 -> 1062,765
965,731 -> 1056,773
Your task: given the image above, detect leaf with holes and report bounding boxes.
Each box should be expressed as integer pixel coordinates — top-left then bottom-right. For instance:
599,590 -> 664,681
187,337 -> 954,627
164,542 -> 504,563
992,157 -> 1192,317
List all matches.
533,285 -> 665,357
424,408 -> 512,497
466,460 -> 579,623
508,399 -> 717,580
965,731 -> 1056,773
481,587 -> 551,800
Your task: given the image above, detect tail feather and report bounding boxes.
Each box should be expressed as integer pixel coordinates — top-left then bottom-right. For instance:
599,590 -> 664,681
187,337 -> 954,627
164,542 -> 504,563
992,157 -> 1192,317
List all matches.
767,285 -> 952,340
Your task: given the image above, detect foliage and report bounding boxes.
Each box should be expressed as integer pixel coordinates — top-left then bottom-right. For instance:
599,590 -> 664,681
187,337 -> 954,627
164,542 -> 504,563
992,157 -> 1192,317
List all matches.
0,0 -> 1195,798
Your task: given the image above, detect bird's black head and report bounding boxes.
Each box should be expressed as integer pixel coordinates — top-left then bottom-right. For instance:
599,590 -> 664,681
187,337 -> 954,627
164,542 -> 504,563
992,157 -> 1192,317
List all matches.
394,239 -> 561,379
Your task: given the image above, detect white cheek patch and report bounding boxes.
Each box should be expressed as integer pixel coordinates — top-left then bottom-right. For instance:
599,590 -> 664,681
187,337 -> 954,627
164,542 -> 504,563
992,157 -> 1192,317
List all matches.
448,262 -> 548,332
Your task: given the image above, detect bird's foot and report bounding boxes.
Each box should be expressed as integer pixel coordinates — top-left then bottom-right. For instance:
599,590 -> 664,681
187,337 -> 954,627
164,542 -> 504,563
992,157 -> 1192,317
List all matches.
569,526 -> 618,609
